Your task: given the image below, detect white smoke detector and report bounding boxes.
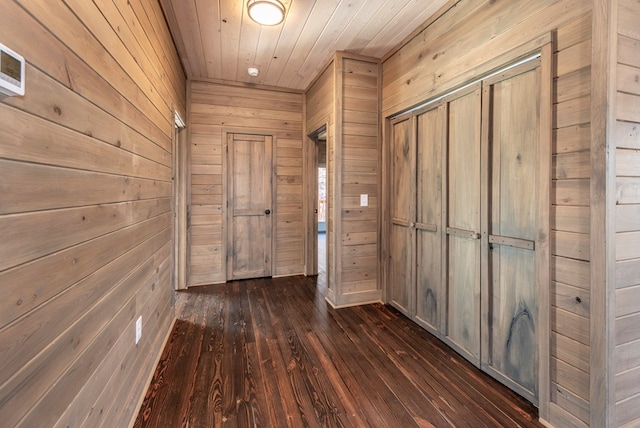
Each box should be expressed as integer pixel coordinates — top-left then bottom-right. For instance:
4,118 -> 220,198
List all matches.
248,67 -> 259,77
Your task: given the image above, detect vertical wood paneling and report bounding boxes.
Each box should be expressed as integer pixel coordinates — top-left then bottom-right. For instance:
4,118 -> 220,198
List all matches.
0,0 -> 185,426
614,0 -> 640,425
381,1 -> 593,425
188,81 -> 303,285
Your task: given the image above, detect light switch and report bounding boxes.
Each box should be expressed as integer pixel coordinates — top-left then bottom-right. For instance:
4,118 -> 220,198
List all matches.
360,194 -> 368,207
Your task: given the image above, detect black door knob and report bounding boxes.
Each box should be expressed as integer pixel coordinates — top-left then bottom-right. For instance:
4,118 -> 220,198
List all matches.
265,209 -> 271,215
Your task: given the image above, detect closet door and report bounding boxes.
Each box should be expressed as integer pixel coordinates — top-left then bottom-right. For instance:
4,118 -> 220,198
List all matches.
482,64 -> 542,403
444,86 -> 482,363
415,105 -> 444,331
388,116 -> 415,315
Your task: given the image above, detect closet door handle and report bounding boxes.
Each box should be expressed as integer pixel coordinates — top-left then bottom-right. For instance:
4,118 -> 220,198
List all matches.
446,227 -> 480,240
265,209 -> 271,215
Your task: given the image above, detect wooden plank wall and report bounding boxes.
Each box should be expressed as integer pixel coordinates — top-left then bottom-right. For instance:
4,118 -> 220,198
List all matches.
0,0 -> 185,426
381,1 -> 593,426
338,56 -> 381,305
551,12 -> 593,428
188,81 -> 304,285
305,54 -> 381,307
614,0 -> 640,425
306,62 -> 336,292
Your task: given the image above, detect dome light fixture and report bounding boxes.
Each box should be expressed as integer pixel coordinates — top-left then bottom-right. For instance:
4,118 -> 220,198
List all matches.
247,0 -> 285,26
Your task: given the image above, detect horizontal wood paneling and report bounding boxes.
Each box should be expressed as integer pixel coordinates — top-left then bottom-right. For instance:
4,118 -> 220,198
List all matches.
0,0 -> 185,426
615,1 -> 640,423
276,137 -> 305,275
382,0 -> 590,115
305,60 -> 336,295
306,63 -> 335,135
339,57 -> 380,302
188,81 -> 304,284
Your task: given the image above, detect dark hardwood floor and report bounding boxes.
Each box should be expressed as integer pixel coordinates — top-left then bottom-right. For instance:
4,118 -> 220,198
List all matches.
134,275 -> 542,427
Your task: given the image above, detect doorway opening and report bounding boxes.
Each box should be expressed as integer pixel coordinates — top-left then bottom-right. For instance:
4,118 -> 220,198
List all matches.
316,131 -> 327,287
172,111 -> 187,292
306,125 -> 328,292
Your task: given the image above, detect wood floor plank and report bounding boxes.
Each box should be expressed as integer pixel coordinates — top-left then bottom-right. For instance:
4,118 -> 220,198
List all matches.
134,275 -> 542,427
246,279 -> 287,427
358,303 -> 539,426
186,288 -> 225,427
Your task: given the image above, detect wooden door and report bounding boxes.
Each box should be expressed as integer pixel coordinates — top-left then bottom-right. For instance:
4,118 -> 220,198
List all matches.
444,86 -> 482,363
227,133 -> 273,280
481,64 -> 541,403
388,116 -> 415,315
415,105 -> 444,331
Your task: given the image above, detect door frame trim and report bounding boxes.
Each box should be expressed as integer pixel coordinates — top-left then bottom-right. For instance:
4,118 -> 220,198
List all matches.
304,124 -> 328,276
172,111 -> 188,291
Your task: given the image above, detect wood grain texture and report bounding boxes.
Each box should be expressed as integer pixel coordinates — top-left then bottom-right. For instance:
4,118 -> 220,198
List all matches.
0,0 -> 184,426
614,0 -> 640,425
160,0 -> 449,90
382,4 -> 593,423
445,88 -> 482,363
227,134 -> 273,279
188,81 -> 304,285
339,57 -> 380,300
484,65 -> 541,403
388,116 -> 414,316
415,106 -> 444,331
134,276 -> 543,427
308,54 -> 381,308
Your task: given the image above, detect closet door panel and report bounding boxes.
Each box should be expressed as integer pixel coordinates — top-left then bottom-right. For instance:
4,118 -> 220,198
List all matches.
389,117 -> 414,315
415,106 -> 443,330
485,68 -> 540,403
445,88 -> 482,362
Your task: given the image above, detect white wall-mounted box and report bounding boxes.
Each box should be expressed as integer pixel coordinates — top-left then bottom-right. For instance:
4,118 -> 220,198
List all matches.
0,43 -> 25,97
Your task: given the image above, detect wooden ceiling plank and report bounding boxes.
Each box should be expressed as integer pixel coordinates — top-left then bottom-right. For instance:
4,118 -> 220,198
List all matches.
195,0 -> 223,79
362,0 -> 450,58
341,0 -> 414,58
219,0 -> 244,81
251,24 -> 285,86
262,0 -> 318,87
236,9 -> 263,84
171,0 -> 208,77
336,0 -> 392,56
161,0 -> 453,90
289,0 -> 369,89
276,0 -> 341,88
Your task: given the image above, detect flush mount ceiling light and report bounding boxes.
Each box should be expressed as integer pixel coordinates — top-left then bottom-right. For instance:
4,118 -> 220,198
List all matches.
247,67 -> 259,77
247,0 -> 285,26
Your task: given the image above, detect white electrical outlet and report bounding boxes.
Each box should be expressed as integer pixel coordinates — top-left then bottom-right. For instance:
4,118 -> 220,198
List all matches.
135,316 -> 142,344
360,194 -> 368,207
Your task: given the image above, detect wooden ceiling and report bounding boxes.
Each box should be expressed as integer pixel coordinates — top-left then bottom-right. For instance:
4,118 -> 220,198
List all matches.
160,0 -> 451,91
